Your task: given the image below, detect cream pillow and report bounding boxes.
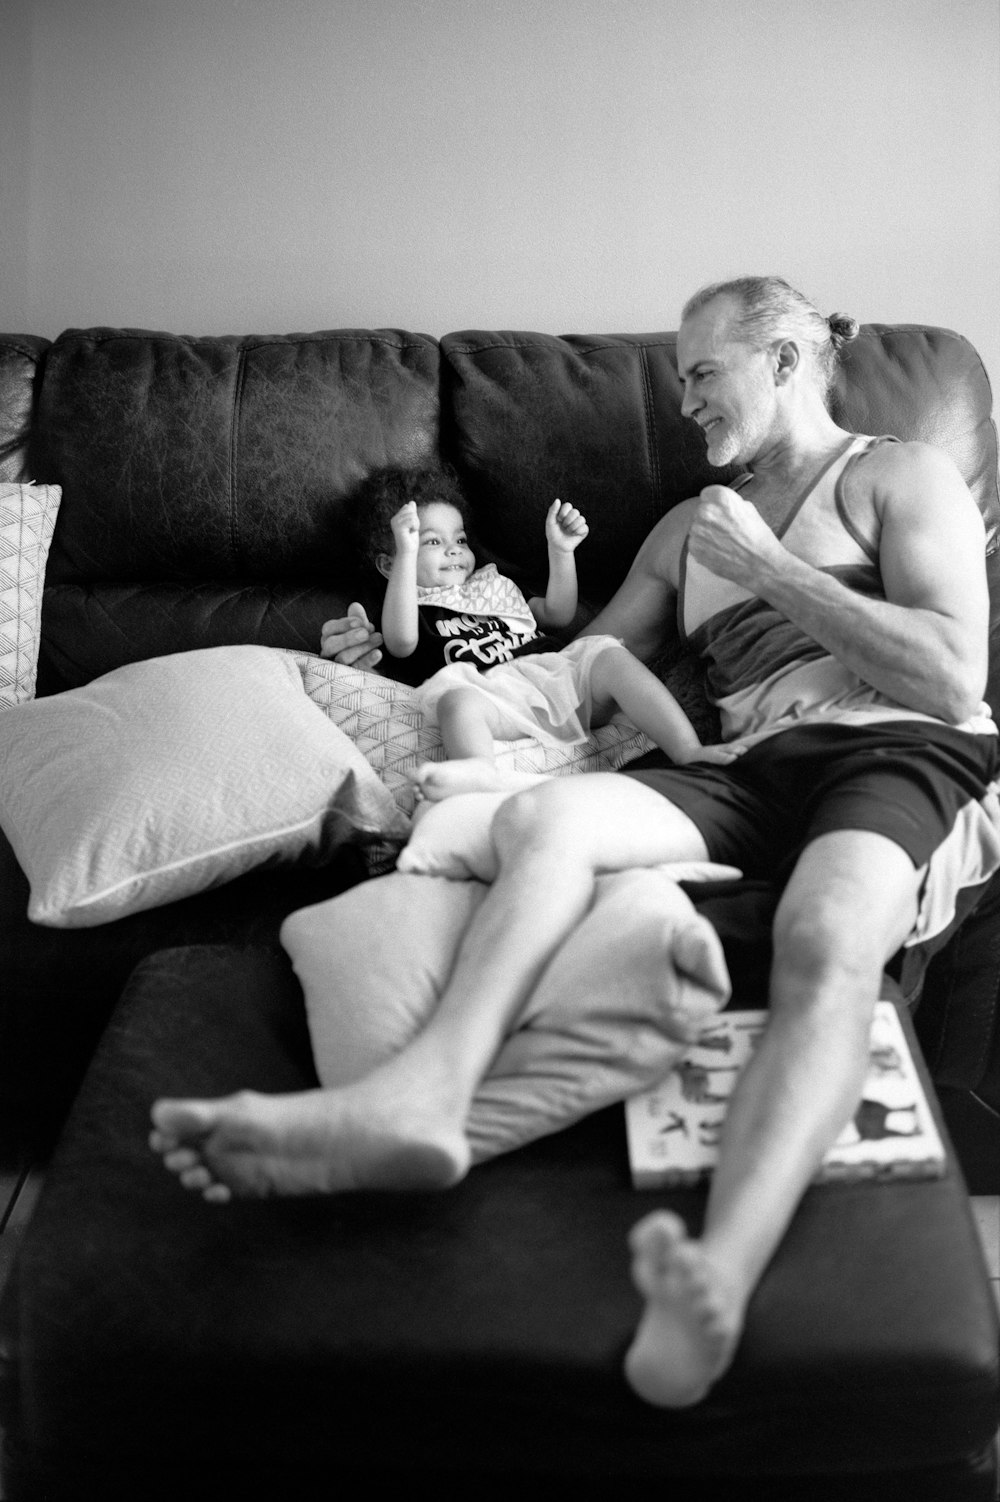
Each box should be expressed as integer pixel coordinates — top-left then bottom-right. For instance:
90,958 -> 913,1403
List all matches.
287,652 -> 653,816
281,867 -> 731,1163
0,645 -> 409,928
0,482 -> 62,709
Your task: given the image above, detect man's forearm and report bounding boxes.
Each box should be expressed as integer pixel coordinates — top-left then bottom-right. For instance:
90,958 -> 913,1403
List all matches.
755,550 -> 986,723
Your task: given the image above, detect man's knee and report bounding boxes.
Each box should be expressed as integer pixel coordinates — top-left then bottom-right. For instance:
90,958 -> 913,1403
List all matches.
771,895 -> 892,997
491,781 -> 590,863
772,834 -> 920,994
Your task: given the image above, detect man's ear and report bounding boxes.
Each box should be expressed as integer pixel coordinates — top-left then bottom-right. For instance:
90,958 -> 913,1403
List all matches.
376,553 -> 393,580
774,339 -> 800,384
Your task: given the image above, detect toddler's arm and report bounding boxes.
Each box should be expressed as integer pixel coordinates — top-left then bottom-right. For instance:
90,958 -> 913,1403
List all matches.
673,738 -> 748,766
530,499 -> 589,630
381,503 -> 421,657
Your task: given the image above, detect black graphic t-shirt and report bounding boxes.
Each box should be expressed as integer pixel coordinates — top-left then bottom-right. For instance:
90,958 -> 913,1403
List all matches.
401,604 -> 560,682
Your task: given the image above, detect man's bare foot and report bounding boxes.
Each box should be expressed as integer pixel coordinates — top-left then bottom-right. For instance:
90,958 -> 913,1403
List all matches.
624,1210 -> 744,1407
414,759 -> 549,801
149,1084 -> 471,1202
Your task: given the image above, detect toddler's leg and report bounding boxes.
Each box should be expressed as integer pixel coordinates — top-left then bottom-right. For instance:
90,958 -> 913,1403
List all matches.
416,687 -> 546,800
437,686 -> 499,762
588,645 -> 706,761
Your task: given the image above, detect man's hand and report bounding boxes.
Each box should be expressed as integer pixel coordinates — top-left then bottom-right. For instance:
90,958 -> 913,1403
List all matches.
319,604 -> 384,670
687,484 -> 783,585
390,501 -> 420,555
546,498 -> 589,554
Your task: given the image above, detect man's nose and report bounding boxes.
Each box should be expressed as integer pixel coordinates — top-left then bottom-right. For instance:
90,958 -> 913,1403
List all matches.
681,383 -> 700,418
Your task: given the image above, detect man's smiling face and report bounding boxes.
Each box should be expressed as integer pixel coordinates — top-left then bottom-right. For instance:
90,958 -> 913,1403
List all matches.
678,295 -> 778,469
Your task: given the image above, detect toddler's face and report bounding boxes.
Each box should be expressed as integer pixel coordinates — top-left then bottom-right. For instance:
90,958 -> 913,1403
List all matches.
413,502 -> 476,588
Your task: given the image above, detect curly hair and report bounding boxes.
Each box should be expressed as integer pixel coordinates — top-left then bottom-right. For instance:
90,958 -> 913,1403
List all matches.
349,465 -> 471,577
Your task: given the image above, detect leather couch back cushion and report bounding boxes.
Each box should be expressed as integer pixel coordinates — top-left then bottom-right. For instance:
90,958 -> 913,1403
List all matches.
37,329 -> 441,587
0,337 -> 50,483
33,329 -> 441,685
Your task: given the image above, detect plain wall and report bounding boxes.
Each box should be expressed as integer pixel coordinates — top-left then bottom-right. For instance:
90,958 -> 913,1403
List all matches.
0,0 -> 32,326
3,0 -> 999,389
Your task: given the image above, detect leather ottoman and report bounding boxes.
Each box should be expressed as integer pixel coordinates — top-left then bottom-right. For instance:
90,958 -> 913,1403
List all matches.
1,944 -> 997,1501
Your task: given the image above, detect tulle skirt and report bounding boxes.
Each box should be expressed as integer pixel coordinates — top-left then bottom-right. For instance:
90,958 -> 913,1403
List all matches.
414,634 -> 623,748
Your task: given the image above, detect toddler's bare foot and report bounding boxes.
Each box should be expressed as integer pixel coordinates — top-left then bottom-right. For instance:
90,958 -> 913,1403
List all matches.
624,1210 -> 744,1407
149,1083 -> 470,1202
414,759 -> 549,801
675,742 -> 748,766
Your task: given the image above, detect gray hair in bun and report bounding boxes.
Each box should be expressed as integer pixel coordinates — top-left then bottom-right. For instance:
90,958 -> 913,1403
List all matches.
682,276 -> 860,399
827,311 -> 861,349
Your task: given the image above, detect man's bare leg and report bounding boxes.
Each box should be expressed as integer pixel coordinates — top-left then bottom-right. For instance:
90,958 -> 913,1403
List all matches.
624,829 -> 921,1406
150,775 -> 710,1200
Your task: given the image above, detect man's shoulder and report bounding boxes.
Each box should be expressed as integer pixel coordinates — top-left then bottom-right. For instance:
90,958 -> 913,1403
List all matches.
857,436 -> 965,487
845,437 -> 974,525
649,496 -> 701,545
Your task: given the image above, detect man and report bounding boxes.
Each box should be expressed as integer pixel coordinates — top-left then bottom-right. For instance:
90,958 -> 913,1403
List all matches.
151,277 -> 1000,1408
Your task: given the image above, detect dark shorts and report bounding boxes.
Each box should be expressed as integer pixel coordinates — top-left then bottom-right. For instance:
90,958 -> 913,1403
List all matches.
623,721 -> 1000,881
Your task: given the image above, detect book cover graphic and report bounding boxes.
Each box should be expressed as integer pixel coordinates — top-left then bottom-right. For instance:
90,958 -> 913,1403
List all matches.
625,1001 -> 947,1188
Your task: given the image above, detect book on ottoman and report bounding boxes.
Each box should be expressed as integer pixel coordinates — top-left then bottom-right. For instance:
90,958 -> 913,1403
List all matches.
625,1001 -> 947,1188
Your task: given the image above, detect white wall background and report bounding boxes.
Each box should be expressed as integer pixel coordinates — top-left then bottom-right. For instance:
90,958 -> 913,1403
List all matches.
3,0 -> 999,389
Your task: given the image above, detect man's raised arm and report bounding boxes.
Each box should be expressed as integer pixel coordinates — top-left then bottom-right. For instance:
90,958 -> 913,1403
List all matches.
688,443 -> 989,724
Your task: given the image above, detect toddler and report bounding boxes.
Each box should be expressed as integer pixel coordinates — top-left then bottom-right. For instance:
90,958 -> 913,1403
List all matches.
353,467 -> 742,799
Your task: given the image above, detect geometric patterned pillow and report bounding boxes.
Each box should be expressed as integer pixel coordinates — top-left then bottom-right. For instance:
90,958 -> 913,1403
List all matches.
0,482 -> 62,709
286,651 -> 655,819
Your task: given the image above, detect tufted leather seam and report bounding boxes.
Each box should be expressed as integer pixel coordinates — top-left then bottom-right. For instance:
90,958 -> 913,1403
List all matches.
238,333 -> 436,352
228,346 -> 247,564
969,1087 -> 1000,1119
54,330 -> 436,353
444,336 -> 677,357
637,343 -> 661,512
0,340 -> 48,363
972,961 -> 1000,1084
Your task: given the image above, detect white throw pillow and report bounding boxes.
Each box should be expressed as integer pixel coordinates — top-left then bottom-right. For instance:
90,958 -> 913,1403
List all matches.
281,867 -> 731,1163
0,645 -> 409,928
0,482 -> 62,709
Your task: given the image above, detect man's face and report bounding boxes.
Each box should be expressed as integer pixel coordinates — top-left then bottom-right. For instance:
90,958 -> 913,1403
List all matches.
677,296 -> 777,468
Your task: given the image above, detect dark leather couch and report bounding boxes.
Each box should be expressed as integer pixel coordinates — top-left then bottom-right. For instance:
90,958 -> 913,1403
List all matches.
1,324 -> 999,1500
2,322 -> 998,1187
